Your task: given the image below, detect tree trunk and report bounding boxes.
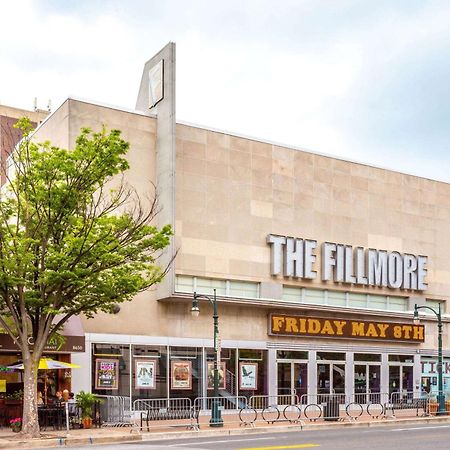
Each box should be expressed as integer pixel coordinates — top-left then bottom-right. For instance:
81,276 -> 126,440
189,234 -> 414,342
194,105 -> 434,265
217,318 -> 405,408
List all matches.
21,353 -> 40,437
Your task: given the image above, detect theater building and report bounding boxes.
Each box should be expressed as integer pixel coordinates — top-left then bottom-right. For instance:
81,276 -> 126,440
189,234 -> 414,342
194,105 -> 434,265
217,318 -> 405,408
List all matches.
29,43 -> 450,403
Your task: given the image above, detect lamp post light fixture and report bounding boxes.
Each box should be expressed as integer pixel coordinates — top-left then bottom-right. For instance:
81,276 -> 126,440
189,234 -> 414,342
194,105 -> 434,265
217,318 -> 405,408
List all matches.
413,303 -> 446,416
191,289 -> 223,427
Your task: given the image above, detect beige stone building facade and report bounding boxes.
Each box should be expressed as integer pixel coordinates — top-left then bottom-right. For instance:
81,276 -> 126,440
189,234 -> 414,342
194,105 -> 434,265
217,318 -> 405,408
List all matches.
30,43 -> 450,404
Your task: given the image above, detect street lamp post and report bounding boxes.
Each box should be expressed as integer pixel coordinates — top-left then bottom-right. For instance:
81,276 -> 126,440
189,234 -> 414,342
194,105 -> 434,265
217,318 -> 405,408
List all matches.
413,303 -> 446,416
191,289 -> 223,427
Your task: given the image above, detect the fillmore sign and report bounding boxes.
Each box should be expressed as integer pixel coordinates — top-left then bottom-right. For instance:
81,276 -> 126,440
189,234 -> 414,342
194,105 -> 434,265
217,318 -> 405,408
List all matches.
269,314 -> 425,343
267,234 -> 428,291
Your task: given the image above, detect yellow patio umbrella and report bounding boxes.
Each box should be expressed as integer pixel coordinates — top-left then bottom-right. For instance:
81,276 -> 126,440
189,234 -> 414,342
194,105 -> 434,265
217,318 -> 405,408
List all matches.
7,357 -> 80,404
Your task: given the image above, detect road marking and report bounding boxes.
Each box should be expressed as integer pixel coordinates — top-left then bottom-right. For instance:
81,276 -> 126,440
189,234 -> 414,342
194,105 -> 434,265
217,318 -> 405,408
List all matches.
238,445 -> 320,450
169,437 -> 273,446
392,425 -> 450,431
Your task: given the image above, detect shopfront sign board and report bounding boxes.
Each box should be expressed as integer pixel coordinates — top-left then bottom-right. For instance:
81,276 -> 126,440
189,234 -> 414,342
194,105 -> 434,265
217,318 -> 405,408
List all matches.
0,333 -> 85,353
267,234 -> 428,291
269,313 -> 424,343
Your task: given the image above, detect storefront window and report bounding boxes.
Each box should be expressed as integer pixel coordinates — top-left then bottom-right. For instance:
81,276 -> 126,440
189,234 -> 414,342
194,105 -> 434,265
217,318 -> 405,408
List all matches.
131,345 -> 167,401
276,351 -> 308,360
0,354 -> 24,397
317,352 -> 345,361
388,354 -> 413,395
354,354 -> 381,362
169,346 -> 202,401
92,344 -> 130,397
238,349 -> 267,398
205,348 -> 236,397
421,357 -> 450,395
388,355 -> 413,363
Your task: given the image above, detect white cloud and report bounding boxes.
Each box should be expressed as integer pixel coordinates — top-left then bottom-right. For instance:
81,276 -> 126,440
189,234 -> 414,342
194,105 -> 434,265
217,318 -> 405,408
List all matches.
2,0 -> 450,182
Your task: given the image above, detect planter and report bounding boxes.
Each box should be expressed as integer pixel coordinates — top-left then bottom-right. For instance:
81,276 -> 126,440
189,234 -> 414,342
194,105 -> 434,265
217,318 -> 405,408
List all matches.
429,402 -> 438,415
446,400 -> 450,413
82,417 -> 92,429
11,426 -> 21,433
5,400 -> 22,406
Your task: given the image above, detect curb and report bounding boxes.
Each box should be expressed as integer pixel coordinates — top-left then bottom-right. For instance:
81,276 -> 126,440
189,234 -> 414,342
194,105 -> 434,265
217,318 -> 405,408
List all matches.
3,416 -> 450,449
138,415 -> 450,442
0,432 -> 142,449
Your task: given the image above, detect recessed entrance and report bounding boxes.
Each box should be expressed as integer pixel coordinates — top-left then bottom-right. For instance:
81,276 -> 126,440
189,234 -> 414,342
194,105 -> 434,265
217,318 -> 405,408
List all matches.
317,352 -> 345,395
277,361 -> 308,402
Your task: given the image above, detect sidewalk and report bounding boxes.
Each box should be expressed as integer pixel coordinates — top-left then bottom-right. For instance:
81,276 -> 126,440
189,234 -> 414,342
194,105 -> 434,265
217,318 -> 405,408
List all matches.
2,414 -> 450,449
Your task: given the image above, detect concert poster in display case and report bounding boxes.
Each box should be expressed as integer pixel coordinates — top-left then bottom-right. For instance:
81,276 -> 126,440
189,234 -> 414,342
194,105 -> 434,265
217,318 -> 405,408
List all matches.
171,361 -> 192,390
135,360 -> 157,389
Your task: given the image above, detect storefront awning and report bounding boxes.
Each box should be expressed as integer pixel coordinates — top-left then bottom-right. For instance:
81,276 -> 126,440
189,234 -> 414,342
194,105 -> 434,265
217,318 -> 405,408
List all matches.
0,315 -> 85,353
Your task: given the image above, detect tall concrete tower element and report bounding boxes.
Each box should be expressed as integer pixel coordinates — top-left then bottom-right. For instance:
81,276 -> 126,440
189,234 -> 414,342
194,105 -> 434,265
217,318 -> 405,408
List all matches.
136,42 -> 176,300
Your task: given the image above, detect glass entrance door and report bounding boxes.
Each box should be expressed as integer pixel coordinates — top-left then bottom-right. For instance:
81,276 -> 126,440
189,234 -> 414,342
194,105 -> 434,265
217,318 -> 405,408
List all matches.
318,363 -> 345,394
277,361 -> 308,401
389,366 -> 400,395
277,362 -> 291,396
389,365 -> 413,395
355,365 -> 381,393
354,364 -> 381,402
293,362 -> 308,398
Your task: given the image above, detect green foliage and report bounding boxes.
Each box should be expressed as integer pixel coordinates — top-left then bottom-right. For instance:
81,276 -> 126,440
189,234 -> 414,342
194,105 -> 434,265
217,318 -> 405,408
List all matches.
75,390 -> 99,419
5,390 -> 23,400
0,117 -> 172,351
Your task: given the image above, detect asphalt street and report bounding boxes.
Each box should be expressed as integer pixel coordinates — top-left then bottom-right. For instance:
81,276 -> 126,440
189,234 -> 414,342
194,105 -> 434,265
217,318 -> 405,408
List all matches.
36,423 -> 450,450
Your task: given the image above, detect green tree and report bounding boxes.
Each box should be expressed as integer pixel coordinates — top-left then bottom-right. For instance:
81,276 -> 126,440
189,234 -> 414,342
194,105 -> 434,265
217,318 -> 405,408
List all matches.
0,118 -> 172,437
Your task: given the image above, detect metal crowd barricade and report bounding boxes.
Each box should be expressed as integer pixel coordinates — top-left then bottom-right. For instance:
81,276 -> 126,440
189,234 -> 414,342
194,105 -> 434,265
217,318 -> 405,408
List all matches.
133,397 -> 194,431
193,396 -> 248,429
386,391 -> 430,418
96,395 -> 133,427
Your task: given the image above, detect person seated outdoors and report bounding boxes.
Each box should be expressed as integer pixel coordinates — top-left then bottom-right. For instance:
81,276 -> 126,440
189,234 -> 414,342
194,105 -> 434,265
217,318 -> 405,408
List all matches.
37,391 -> 44,405
55,391 -> 63,404
67,392 -> 77,415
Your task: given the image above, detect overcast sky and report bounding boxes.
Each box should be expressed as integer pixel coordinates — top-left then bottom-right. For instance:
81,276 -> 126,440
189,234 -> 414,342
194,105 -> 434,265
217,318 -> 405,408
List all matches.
1,0 -> 450,182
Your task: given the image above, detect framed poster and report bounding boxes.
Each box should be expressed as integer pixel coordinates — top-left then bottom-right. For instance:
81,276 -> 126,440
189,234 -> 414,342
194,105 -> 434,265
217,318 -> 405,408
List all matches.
207,362 -> 226,390
171,361 -> 192,390
95,358 -> 119,390
135,360 -> 157,390
239,362 -> 258,390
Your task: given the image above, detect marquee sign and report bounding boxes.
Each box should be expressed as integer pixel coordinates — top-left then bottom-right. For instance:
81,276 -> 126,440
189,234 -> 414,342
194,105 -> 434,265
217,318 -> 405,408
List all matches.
267,234 -> 428,291
269,313 -> 424,343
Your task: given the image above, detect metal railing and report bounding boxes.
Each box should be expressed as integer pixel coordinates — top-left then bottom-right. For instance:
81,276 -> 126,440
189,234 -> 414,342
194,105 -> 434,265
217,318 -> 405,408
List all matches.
386,391 -> 430,418
249,394 -> 299,410
96,395 -> 132,426
193,395 -> 248,412
95,391 -> 445,432
133,397 -> 194,431
133,397 -> 192,416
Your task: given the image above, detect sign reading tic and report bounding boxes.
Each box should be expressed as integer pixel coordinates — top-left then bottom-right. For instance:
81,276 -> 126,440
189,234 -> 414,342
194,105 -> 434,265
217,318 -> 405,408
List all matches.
269,313 -> 425,343
267,234 -> 428,291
